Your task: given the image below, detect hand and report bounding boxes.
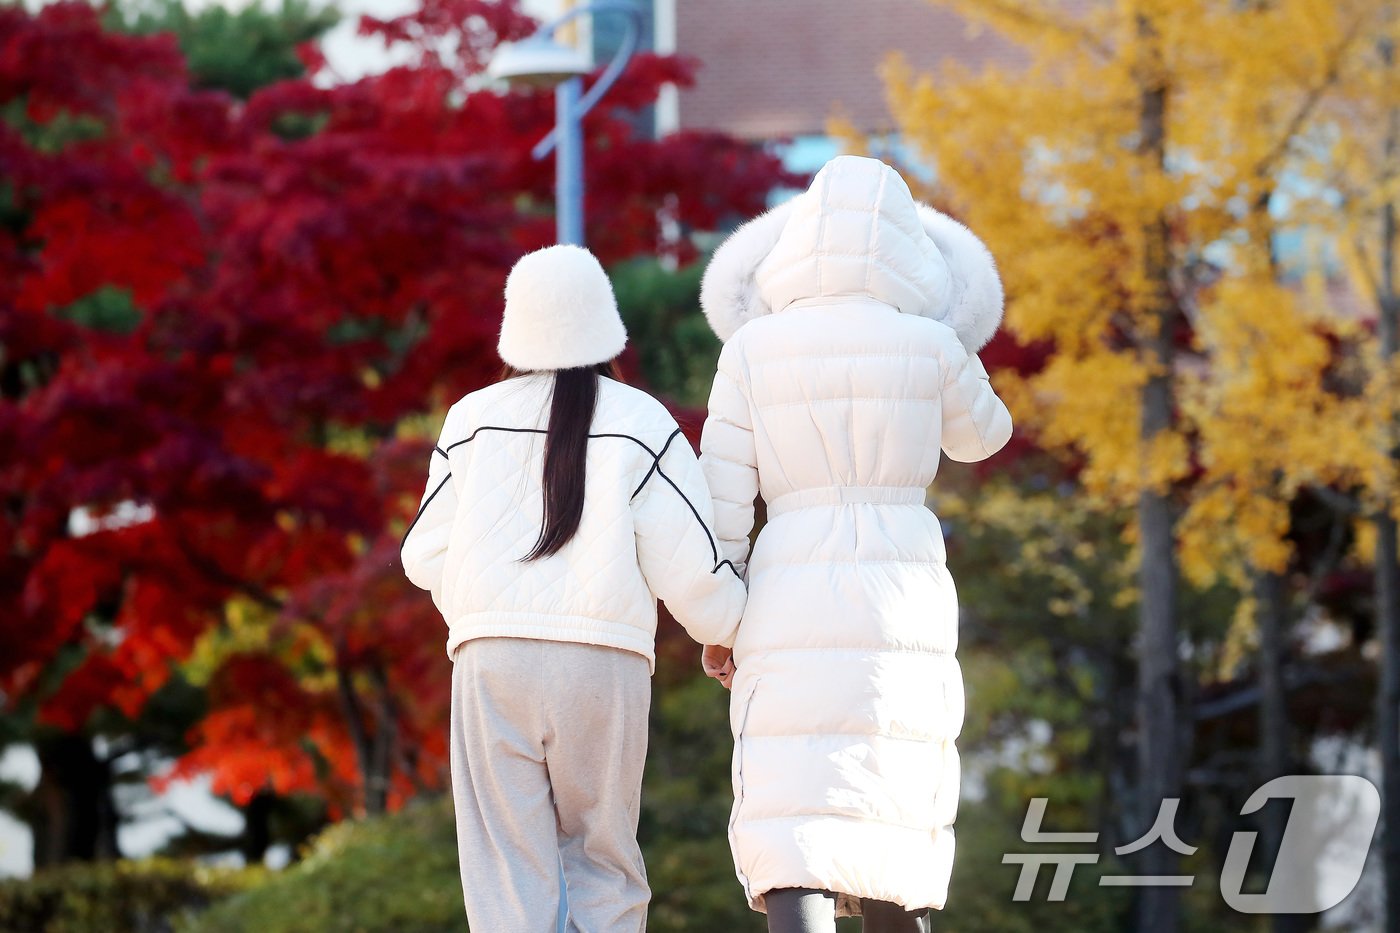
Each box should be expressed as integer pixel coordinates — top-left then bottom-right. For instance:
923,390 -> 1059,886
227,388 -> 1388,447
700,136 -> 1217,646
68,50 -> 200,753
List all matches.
701,645 -> 736,690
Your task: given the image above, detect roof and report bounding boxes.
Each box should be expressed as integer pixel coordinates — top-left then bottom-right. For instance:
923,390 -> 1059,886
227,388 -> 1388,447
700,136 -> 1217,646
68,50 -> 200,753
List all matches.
675,0 -> 1024,139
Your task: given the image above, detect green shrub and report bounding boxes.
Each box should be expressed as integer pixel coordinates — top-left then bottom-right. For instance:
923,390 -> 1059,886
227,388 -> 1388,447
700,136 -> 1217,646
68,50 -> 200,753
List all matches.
185,799 -> 463,933
611,258 -> 721,407
0,857 -> 254,933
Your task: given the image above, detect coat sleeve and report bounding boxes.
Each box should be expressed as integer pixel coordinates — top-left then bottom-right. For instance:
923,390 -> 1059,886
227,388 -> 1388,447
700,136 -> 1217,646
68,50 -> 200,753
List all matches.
699,341 -> 759,577
633,427 -> 748,648
401,424 -> 459,615
938,330 -> 1013,463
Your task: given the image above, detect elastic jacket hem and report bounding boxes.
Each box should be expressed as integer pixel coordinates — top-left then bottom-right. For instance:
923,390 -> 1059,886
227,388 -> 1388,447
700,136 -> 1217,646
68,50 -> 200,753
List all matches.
447,611 -> 659,672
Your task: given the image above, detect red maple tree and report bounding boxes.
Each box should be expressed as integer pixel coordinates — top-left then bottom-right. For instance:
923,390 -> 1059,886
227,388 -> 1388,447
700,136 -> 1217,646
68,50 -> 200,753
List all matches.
0,0 -> 791,858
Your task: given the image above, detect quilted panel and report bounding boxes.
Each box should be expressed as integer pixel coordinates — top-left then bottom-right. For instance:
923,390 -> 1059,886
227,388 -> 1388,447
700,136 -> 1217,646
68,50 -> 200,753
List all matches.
401,374 -> 747,669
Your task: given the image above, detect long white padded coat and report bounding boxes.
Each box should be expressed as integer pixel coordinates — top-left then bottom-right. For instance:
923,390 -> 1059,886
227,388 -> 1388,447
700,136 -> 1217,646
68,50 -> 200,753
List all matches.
698,156 -> 1013,916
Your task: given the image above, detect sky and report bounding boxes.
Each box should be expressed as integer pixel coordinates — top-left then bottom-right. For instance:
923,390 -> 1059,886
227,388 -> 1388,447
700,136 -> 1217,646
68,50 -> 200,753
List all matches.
309,0 -> 417,81
180,0 -> 564,83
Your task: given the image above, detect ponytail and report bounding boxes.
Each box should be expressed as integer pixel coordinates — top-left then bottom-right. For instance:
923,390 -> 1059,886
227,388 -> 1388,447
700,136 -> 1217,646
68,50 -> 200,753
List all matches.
519,360 -> 621,561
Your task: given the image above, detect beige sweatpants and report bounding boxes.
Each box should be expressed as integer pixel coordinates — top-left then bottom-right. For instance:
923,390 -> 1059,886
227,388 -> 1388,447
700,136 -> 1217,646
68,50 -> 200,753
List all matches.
450,637 -> 652,932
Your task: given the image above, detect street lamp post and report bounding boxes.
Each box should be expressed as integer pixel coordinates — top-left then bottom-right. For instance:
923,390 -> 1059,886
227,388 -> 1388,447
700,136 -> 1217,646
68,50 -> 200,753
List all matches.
488,2 -> 645,246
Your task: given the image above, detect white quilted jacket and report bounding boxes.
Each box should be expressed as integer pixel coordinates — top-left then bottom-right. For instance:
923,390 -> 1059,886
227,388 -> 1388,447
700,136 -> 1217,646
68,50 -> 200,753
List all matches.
401,373 -> 747,668
698,157 -> 1013,915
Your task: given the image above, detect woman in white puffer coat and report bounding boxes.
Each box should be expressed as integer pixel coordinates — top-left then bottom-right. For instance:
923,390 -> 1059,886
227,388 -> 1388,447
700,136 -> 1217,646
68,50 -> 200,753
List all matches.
697,156 -> 1013,932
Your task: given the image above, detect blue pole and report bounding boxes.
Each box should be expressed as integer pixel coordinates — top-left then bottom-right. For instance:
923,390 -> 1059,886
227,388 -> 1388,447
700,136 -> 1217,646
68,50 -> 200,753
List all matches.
555,76 -> 584,246
556,71 -> 585,933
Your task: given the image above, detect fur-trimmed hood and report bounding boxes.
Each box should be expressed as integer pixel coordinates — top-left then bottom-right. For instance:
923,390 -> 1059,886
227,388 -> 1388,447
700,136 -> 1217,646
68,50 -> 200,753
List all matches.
700,156 -> 1003,352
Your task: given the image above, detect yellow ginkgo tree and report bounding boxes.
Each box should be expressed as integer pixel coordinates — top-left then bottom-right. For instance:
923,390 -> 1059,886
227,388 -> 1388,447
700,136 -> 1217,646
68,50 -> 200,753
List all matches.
875,1 -> 1397,929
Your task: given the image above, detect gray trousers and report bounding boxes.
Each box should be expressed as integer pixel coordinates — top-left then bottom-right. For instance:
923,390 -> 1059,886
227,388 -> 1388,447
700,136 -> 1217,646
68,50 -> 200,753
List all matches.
766,889 -> 932,933
450,638 -> 652,932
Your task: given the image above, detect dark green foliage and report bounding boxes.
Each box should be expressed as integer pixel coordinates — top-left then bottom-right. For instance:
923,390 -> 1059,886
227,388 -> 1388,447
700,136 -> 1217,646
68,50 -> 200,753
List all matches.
611,258 -> 722,407
111,0 -> 338,99
0,99 -> 106,152
930,473 -> 1251,931
641,674 -> 763,932
53,287 -> 143,335
930,805 -> 1132,933
0,858 -> 254,933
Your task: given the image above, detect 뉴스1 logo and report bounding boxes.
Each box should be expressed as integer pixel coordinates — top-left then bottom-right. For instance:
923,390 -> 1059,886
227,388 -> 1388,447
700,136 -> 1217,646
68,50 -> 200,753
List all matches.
1002,775 -> 1380,913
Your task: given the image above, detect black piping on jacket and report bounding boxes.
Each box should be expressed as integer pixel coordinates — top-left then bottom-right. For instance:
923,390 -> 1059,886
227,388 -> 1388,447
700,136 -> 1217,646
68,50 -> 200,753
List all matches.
400,425 -> 741,580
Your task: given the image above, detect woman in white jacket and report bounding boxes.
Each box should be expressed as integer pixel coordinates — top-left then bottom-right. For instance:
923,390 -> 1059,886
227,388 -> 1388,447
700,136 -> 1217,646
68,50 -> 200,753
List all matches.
401,244 -> 747,932
697,157 -> 1014,932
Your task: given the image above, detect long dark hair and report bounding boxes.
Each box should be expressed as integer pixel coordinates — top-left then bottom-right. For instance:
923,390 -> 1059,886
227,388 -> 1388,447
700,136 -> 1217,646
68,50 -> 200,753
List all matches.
503,360 -> 622,561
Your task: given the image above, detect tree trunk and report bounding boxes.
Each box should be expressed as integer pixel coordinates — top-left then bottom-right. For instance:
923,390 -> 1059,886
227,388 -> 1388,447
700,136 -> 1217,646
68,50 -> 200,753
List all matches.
1135,462 -> 1183,933
1134,12 -> 1185,933
1381,509 -> 1400,933
27,733 -> 118,866
1254,570 -> 1313,933
1378,25 -> 1400,933
239,791 -> 275,865
1094,649 -> 1132,856
365,663 -> 397,816
336,662 -> 378,816
1256,569 -> 1289,803
335,659 -> 397,816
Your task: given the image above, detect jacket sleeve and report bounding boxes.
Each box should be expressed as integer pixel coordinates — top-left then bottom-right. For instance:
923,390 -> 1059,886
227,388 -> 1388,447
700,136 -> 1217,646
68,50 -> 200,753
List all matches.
699,342 -> 759,577
938,331 -> 1013,463
401,429 -> 458,615
633,426 -> 748,648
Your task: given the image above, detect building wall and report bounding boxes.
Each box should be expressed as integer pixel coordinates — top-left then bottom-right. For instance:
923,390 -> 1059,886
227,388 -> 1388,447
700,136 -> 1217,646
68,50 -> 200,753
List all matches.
675,0 -> 1022,139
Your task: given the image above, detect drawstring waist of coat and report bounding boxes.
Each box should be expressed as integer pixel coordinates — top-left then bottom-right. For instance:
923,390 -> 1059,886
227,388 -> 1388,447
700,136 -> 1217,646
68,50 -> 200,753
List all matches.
766,485 -> 927,518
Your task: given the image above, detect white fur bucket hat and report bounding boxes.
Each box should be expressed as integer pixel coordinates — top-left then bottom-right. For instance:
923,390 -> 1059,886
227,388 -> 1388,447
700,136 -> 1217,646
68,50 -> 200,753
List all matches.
498,244 -> 628,371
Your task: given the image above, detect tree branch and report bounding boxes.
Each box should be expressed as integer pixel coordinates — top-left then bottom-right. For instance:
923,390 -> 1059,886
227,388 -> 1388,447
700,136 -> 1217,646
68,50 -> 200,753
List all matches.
1308,483 -> 1363,516
173,531 -> 285,611
335,658 -> 375,814
965,0 -> 1114,61
1251,11 -> 1369,179
1303,504 -> 1354,607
